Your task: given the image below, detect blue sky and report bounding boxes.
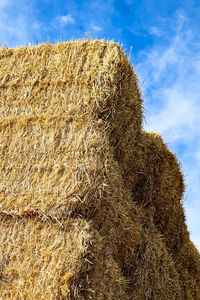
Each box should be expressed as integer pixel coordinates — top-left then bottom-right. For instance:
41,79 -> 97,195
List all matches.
0,0 -> 200,250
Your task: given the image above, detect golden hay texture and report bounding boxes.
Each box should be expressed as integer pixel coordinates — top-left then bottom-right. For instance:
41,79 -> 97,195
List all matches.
175,240 -> 200,299
124,131 -> 188,252
0,40 -> 200,299
0,40 -> 142,267
122,211 -> 183,300
0,215 -> 127,299
124,131 -> 200,298
0,40 -> 142,159
0,114 -> 140,266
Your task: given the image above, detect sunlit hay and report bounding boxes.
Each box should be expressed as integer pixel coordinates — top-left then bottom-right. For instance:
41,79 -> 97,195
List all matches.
0,40 -> 143,164
0,40 -> 143,267
122,210 -> 183,300
0,214 -> 128,299
124,131 -> 189,254
175,239 -> 200,299
123,130 -> 200,298
0,115 -> 140,266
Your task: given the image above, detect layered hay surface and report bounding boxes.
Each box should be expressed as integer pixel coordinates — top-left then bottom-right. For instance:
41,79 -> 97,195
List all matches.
0,40 -> 142,266
0,215 -> 127,299
121,209 -> 183,300
127,131 -> 188,252
176,240 -> 200,299
0,40 -> 200,299
0,40 -> 142,160
0,115 -> 140,265
125,131 -> 200,298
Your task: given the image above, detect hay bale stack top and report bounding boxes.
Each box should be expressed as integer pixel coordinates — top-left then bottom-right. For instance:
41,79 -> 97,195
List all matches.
0,40 -> 142,143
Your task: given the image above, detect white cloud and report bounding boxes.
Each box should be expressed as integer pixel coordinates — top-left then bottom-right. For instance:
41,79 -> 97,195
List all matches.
138,12 -> 200,143
58,14 -> 75,26
138,11 -> 200,250
92,25 -> 103,32
0,0 -> 10,9
0,12 -> 31,47
0,0 -> 41,47
149,26 -> 161,36
145,87 -> 200,144
33,22 -> 41,30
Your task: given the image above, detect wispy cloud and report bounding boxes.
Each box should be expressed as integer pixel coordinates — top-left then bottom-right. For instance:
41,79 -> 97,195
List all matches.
58,14 -> 75,26
91,25 -> 103,32
0,0 -> 41,47
149,26 -> 161,36
139,11 -> 200,144
138,10 -> 200,250
0,0 -> 10,9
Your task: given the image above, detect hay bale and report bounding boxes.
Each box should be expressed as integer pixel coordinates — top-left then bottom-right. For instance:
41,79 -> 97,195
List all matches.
122,210 -> 183,300
124,131 -> 188,253
0,214 -> 128,299
123,130 -> 200,298
0,40 -> 143,265
0,114 -> 140,265
175,239 -> 200,299
0,40 -> 143,162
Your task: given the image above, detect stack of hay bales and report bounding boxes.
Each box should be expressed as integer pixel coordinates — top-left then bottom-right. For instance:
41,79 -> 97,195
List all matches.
122,131 -> 200,298
0,40 -> 199,299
